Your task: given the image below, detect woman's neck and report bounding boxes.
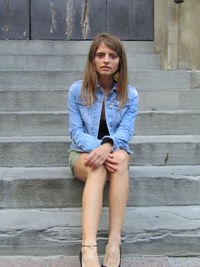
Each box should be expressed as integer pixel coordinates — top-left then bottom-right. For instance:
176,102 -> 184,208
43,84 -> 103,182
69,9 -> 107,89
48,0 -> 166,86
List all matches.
98,76 -> 114,92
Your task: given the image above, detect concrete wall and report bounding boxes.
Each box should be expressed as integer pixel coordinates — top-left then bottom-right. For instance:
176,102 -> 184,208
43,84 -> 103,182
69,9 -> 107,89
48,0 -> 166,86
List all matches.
154,0 -> 200,70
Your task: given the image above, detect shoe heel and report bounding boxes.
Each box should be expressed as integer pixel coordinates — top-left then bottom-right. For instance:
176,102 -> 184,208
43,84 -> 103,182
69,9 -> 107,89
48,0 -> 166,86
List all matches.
79,250 -> 82,267
119,245 -> 121,267
80,244 -> 97,267
102,244 -> 121,267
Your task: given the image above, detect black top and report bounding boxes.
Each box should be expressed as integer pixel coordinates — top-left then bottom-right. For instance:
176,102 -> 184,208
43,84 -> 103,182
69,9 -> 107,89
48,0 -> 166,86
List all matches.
98,119 -> 109,139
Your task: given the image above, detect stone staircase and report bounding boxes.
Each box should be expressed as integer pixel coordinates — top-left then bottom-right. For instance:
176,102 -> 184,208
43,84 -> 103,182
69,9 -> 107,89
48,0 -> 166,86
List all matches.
0,40 -> 200,261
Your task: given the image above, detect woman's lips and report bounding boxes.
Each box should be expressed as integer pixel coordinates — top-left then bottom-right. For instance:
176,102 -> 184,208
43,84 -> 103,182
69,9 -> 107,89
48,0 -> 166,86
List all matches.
101,66 -> 111,70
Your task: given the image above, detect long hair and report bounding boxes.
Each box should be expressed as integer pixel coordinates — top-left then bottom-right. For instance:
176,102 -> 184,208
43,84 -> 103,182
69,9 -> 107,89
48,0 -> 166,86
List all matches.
81,32 -> 128,108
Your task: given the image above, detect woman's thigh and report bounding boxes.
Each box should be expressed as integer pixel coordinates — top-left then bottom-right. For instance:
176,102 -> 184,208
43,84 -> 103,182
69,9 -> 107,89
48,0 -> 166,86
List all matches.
74,152 -> 91,182
69,149 -> 129,182
75,153 -> 109,183
69,150 -> 90,182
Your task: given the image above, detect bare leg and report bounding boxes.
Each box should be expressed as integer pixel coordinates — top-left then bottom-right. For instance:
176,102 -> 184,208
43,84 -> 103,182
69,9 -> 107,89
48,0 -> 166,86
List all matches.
103,150 -> 130,267
75,153 -> 107,267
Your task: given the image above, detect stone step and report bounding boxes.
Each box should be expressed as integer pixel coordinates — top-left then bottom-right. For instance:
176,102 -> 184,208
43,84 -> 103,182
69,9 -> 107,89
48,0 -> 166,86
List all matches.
0,166 -> 200,209
0,135 -> 200,167
0,40 -> 155,54
139,89 -> 200,111
0,110 -> 200,137
0,206 -> 199,256
191,71 -> 200,89
0,255 -> 200,267
1,88 -> 200,112
0,70 -> 191,90
0,53 -> 161,71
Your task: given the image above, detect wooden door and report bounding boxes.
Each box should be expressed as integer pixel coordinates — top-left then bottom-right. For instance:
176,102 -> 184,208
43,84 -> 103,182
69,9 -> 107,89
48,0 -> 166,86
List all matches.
0,0 -> 154,40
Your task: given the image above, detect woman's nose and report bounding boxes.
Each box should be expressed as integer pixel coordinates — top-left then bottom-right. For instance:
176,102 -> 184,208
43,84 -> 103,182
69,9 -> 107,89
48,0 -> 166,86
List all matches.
104,54 -> 110,63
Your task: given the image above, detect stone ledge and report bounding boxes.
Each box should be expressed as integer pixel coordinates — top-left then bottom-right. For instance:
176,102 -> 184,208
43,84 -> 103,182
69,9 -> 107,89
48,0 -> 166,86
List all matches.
0,206 -> 200,256
0,166 -> 200,208
190,71 -> 200,89
0,40 -> 155,54
1,135 -> 200,167
1,110 -> 200,136
0,89 -> 200,112
0,256 -> 200,267
0,70 -> 191,90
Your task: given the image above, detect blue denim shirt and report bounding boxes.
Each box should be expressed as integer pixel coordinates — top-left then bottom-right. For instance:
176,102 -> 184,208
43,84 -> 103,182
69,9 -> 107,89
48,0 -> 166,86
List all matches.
68,80 -> 139,154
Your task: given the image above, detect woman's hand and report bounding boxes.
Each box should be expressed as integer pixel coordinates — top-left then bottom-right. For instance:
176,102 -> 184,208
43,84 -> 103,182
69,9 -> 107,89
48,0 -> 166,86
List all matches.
104,153 -> 119,174
84,143 -> 112,168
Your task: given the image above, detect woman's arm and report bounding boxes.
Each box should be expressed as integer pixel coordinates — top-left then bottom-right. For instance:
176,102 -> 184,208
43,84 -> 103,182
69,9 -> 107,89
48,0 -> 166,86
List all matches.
103,92 -> 139,153
112,94 -> 139,149
103,91 -> 139,173
68,84 -> 101,152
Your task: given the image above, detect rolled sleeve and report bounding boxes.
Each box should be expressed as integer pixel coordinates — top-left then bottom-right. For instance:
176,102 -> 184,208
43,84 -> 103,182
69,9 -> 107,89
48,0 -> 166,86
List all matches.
68,84 -> 101,152
110,93 -> 139,152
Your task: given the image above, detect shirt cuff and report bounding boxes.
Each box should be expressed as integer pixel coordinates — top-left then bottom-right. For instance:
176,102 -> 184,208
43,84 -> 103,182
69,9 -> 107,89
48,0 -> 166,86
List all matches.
101,137 -> 114,146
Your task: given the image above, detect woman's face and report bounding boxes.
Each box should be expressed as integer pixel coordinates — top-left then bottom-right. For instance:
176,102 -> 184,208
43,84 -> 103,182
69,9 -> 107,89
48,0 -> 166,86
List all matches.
94,43 -> 120,78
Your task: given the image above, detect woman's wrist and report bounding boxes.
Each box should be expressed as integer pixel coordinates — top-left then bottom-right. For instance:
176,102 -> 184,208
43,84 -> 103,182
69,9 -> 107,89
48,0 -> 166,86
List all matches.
102,142 -> 113,152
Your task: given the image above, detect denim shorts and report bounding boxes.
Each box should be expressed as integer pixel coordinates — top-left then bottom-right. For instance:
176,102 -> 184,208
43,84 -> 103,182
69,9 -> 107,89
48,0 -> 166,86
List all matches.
68,150 -> 83,177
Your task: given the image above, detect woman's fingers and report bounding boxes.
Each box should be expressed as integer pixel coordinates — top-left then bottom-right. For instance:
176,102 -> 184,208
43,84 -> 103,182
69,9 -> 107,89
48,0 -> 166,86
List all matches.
84,153 -> 104,168
84,154 -> 95,167
84,145 -> 114,169
104,153 -> 119,173
104,161 -> 117,173
106,154 -> 119,165
84,148 -> 109,167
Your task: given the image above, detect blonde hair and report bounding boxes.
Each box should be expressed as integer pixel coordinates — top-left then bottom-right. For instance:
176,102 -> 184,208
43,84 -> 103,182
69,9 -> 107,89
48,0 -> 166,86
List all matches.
81,32 -> 128,107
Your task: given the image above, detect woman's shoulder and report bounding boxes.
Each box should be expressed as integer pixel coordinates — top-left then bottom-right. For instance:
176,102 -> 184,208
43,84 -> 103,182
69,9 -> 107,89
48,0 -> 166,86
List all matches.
69,80 -> 83,95
127,84 -> 138,98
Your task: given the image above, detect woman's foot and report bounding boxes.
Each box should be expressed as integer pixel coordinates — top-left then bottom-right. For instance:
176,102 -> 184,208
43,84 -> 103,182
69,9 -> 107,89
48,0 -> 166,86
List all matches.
81,245 -> 100,267
102,242 -> 121,267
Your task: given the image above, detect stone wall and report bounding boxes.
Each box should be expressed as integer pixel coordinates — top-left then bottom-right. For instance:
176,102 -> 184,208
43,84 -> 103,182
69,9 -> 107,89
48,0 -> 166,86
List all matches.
154,0 -> 200,70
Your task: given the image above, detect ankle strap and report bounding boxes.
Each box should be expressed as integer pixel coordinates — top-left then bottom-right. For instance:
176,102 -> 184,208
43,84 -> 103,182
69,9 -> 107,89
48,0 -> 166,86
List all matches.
82,244 -> 97,248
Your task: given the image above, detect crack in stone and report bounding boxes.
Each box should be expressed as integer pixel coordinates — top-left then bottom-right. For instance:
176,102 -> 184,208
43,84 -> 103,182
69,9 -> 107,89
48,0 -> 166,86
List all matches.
0,229 -> 24,238
124,231 -> 200,244
160,210 -> 200,221
37,225 -> 81,242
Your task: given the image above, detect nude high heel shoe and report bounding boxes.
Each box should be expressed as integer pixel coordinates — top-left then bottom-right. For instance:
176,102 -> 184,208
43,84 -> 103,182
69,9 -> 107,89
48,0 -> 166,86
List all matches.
102,245 -> 121,267
79,244 -> 98,267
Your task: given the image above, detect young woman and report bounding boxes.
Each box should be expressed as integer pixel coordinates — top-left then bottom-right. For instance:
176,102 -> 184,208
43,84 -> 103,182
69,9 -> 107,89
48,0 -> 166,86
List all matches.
68,32 -> 138,267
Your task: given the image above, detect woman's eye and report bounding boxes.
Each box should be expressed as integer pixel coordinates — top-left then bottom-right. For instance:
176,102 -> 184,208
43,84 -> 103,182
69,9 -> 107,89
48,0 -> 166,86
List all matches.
110,54 -> 118,59
96,53 -> 104,58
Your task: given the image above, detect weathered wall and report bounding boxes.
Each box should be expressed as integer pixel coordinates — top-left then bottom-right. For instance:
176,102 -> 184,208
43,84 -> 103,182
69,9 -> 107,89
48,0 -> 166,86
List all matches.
180,0 -> 200,70
154,0 -> 168,69
155,0 -> 200,70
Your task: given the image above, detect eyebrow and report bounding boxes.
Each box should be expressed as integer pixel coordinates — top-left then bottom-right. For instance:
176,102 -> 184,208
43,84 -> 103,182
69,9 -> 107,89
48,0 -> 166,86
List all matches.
96,51 -> 118,56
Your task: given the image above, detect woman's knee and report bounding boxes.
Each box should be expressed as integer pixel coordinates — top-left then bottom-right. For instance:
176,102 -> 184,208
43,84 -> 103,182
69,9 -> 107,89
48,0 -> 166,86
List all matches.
113,150 -> 129,171
87,164 -> 108,184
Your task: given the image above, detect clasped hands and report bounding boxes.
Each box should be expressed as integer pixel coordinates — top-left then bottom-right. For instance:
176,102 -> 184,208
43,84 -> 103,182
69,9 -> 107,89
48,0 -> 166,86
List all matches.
84,143 -> 118,173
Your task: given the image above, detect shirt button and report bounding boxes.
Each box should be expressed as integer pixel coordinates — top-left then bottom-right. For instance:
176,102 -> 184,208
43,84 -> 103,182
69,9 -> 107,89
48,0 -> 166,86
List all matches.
110,123 -> 113,127
109,104 -> 112,109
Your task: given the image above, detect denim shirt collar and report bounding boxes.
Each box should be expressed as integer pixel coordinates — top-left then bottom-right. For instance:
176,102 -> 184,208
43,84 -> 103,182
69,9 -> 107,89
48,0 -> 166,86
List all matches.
97,82 -> 117,94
